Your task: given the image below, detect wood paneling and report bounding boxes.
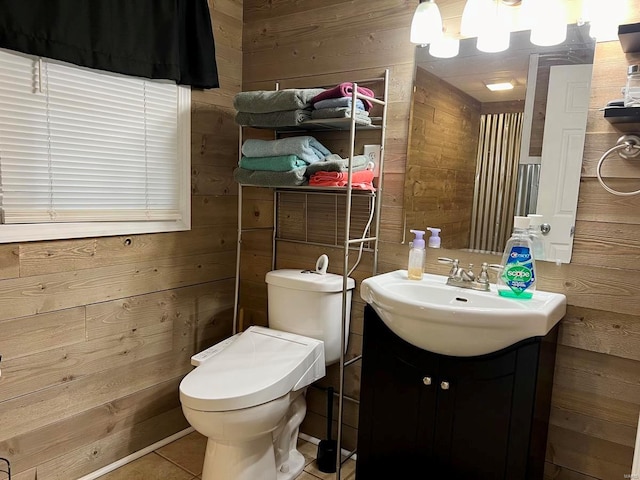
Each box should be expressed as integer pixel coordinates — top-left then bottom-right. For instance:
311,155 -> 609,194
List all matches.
0,379 -> 182,473
405,66 -> 480,249
0,1 -> 241,478
0,244 -> 19,280
242,1 -> 640,478
3,1 -> 637,478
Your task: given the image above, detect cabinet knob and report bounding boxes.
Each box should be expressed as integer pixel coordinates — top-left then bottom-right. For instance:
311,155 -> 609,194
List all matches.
440,381 -> 450,390
422,376 -> 432,386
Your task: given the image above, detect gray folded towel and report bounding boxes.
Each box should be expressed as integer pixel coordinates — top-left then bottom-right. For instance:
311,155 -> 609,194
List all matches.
235,109 -> 311,128
233,88 -> 326,113
305,154 -> 371,176
241,136 -> 331,164
311,107 -> 372,125
313,98 -> 365,110
233,166 -> 308,187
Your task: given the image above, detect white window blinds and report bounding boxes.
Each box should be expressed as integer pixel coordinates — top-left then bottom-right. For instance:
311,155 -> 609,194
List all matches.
0,48 -> 190,225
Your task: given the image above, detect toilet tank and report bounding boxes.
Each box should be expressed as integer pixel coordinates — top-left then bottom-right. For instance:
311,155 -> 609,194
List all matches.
265,269 -> 355,365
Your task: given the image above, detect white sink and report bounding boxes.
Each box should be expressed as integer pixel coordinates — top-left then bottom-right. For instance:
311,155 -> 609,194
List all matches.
360,270 -> 566,357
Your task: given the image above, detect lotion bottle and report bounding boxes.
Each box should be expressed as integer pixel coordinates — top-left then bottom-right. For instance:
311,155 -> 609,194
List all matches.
497,216 -> 536,299
407,229 -> 426,280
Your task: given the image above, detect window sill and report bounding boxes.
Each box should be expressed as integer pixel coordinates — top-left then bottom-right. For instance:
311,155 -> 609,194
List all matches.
0,218 -> 191,244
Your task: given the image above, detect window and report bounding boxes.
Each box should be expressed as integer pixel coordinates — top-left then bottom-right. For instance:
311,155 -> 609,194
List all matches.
0,48 -> 191,243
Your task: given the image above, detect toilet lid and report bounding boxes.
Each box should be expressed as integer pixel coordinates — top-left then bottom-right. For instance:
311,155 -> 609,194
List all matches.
179,326 -> 325,412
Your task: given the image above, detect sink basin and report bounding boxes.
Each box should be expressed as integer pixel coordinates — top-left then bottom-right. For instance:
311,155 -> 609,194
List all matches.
360,270 -> 566,357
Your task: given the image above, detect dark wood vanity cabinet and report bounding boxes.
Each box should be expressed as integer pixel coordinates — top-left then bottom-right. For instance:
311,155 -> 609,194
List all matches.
356,305 -> 558,480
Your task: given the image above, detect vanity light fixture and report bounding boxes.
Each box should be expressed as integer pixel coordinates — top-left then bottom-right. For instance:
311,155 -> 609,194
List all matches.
429,35 -> 460,58
460,0 -> 494,37
582,0 -> 627,41
476,1 -> 510,53
523,0 -> 567,46
410,0 -> 444,45
485,81 -> 514,91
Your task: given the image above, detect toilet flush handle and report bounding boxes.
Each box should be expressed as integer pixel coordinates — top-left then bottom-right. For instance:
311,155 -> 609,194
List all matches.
315,254 -> 329,275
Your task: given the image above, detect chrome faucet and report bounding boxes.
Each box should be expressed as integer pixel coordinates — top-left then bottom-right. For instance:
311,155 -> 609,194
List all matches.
438,258 -> 501,292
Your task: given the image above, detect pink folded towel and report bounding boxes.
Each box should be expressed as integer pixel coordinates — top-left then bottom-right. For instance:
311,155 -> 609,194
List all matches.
309,169 -> 375,191
311,82 -> 375,111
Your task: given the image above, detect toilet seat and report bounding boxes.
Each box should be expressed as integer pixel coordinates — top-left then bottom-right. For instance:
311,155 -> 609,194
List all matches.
179,326 -> 325,412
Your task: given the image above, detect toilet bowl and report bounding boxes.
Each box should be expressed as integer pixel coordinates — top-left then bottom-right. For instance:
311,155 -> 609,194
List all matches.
179,265 -> 355,480
180,326 -> 325,480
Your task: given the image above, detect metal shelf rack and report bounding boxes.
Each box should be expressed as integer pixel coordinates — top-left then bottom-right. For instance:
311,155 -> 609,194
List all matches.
233,69 -> 389,479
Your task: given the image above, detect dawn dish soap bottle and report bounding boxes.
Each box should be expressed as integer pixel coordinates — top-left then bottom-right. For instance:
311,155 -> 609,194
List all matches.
407,229 -> 426,280
497,216 -> 536,299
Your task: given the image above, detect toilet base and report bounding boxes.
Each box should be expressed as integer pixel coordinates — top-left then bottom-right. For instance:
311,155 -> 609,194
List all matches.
196,392 -> 308,480
199,438 -> 306,480
276,449 -> 305,480
202,436 -> 276,480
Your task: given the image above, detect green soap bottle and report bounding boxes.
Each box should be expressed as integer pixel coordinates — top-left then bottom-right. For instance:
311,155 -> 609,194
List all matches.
497,216 -> 536,299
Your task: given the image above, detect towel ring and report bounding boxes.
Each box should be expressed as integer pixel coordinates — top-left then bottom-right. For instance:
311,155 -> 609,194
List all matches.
596,134 -> 640,196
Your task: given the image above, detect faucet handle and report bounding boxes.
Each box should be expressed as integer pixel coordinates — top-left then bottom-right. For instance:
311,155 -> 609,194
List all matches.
478,263 -> 503,284
478,263 -> 490,283
437,257 -> 457,264
438,257 -> 459,278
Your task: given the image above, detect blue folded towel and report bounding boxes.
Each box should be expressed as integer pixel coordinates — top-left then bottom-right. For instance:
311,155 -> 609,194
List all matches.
239,155 -> 307,172
313,97 -> 365,110
241,136 -> 331,164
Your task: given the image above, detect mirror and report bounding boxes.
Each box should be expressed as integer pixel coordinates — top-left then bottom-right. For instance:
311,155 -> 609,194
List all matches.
404,24 -> 595,263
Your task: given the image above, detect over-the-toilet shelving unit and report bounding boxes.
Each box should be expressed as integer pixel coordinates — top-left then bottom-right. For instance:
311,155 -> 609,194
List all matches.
233,69 -> 389,479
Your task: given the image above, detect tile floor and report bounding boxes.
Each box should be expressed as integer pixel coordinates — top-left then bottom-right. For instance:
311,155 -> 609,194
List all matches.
97,431 -> 356,480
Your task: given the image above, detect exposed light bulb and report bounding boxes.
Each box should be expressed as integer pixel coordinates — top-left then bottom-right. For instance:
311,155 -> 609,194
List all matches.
476,2 -> 510,53
524,0 -> 567,46
585,0 -> 626,41
460,0 -> 495,38
410,0 -> 444,45
429,36 -> 460,58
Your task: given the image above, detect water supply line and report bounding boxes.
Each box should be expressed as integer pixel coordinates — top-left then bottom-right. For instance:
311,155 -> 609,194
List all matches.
347,194 -> 376,277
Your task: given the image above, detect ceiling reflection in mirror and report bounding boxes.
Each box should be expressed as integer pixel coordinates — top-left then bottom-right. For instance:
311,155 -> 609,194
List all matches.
404,24 -> 595,263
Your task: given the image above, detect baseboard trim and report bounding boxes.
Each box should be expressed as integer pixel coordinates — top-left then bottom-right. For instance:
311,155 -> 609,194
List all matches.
77,429 -> 353,479
76,427 -> 194,480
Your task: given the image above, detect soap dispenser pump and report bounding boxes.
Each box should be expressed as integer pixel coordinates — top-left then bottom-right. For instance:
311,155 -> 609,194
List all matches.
426,227 -> 441,248
408,229 -> 426,280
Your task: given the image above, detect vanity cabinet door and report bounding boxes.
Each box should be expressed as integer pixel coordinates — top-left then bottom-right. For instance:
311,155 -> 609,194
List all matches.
432,349 -> 518,479
356,305 -> 440,478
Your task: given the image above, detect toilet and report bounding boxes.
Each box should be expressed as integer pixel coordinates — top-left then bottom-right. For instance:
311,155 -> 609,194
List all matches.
179,264 -> 355,480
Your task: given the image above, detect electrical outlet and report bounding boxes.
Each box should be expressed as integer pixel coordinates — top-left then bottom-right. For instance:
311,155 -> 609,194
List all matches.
363,144 -> 381,177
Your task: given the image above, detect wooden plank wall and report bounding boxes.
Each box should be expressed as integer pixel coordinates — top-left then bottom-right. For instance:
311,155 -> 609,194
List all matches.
0,1 -> 242,478
242,1 -> 640,479
405,65 -> 480,249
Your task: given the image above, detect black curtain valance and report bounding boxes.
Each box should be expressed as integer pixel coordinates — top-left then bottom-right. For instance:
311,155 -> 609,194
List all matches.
0,0 -> 219,89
